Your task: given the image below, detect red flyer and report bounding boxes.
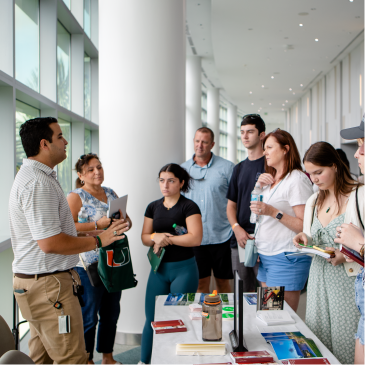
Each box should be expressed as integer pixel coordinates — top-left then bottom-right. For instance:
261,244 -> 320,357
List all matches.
151,319 -> 187,334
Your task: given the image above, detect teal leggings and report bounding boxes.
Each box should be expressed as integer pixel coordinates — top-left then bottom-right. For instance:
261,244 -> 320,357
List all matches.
141,257 -> 199,363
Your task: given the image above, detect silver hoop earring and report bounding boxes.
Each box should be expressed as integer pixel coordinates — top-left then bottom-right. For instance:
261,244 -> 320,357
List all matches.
81,180 -> 84,184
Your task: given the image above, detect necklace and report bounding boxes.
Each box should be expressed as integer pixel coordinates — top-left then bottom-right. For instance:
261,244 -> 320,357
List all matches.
325,200 -> 336,213
163,198 -> 177,210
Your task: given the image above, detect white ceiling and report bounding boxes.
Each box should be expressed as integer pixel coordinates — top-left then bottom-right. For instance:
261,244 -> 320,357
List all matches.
186,0 -> 364,126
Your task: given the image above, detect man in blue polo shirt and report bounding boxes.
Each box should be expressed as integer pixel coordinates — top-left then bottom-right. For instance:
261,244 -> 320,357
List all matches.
181,127 -> 234,293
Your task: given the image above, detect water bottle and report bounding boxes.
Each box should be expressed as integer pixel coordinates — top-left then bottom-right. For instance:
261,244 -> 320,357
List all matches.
78,207 -> 88,223
250,182 -> 263,224
172,223 -> 187,235
202,290 -> 222,341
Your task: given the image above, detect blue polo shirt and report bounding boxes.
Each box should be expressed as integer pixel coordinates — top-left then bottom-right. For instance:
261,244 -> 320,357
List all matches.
181,153 -> 234,245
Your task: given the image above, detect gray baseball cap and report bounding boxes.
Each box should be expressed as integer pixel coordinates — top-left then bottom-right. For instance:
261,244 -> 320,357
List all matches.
340,114 -> 364,140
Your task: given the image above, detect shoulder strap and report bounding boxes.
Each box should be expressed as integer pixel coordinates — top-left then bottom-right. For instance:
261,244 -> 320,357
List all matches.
311,196 -> 318,227
356,186 -> 364,230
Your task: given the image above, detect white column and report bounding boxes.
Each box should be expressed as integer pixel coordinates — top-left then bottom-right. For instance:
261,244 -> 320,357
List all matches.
71,122 -> 85,189
99,0 -> 185,336
227,103 -> 237,163
207,87 -> 220,155
71,34 -> 84,116
186,56 -> 201,160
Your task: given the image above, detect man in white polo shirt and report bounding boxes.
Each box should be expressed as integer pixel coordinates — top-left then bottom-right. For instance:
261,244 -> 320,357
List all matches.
9,117 -> 128,364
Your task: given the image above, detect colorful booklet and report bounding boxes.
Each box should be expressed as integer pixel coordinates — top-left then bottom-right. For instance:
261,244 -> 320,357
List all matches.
147,246 -> 165,274
230,350 -> 274,364
340,244 -> 364,267
243,293 -> 257,305
265,335 -> 323,360
286,244 -> 335,259
164,293 -> 188,306
257,286 -> 285,311
151,319 -> 187,334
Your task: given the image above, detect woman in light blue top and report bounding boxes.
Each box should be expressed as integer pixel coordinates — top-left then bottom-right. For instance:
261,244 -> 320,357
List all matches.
67,153 -> 132,365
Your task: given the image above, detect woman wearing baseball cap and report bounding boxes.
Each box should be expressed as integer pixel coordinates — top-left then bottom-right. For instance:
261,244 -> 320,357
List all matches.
334,117 -> 364,365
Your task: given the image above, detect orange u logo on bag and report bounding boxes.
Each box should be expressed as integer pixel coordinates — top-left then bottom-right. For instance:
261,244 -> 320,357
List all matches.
106,248 -> 130,267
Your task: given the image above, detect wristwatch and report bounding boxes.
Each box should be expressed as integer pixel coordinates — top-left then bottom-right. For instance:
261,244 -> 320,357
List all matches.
275,211 -> 284,221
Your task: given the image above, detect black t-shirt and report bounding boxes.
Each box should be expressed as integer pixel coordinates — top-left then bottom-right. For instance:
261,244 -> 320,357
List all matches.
144,195 -> 201,262
226,156 -> 265,248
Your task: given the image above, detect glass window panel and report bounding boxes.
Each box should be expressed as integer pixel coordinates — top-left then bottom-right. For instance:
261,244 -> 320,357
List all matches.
15,0 -> 39,92
15,101 -> 40,171
57,22 -> 71,110
84,129 -> 91,154
84,0 -> 91,38
84,53 -> 91,120
62,0 -> 71,9
57,119 -> 72,195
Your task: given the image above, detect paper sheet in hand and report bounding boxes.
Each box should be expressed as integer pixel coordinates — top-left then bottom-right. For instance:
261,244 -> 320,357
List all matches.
108,194 -> 128,219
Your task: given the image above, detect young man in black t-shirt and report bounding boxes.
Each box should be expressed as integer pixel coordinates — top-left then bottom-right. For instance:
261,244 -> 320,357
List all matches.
226,115 -> 266,292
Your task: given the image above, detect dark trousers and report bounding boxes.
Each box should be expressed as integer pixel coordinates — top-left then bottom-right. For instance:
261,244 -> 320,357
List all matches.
75,267 -> 122,360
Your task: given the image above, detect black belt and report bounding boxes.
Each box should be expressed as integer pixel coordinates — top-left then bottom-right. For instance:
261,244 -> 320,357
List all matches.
14,269 -> 71,279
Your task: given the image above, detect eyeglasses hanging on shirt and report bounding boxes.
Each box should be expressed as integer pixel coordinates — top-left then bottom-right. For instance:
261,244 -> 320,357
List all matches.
189,163 -> 209,181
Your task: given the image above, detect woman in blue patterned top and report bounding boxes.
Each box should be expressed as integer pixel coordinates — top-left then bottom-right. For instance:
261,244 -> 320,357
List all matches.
67,153 -> 132,365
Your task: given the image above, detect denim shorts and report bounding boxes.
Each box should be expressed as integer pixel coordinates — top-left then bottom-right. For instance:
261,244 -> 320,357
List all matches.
257,252 -> 312,291
355,268 -> 365,345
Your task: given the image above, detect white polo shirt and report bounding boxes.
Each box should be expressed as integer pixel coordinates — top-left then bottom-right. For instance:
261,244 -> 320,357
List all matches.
9,159 -> 78,274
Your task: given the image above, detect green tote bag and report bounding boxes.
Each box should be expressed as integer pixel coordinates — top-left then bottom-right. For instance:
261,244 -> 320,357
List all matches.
98,234 -> 138,293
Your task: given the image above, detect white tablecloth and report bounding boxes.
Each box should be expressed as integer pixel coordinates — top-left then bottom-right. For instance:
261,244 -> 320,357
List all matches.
151,295 -> 340,364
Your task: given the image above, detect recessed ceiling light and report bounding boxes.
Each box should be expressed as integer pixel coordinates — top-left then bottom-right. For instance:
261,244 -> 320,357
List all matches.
285,100 -> 288,103
282,108 -> 284,111
282,104 -> 285,106
315,38 -> 319,42
300,84 -> 303,87
289,88 -> 292,91
299,24 -> 303,27
293,92 -> 295,95
349,0 -> 354,2
262,85 -> 265,88
249,91 -> 252,94
251,103 -> 254,105
271,76 -> 274,79
269,103 -> 272,105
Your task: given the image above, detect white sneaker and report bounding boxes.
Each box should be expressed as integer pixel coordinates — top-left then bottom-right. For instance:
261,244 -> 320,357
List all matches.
137,362 -> 145,364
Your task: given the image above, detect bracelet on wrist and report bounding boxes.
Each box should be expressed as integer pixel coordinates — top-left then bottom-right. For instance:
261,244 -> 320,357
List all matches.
95,221 -> 98,230
93,237 -> 99,250
96,236 -> 102,249
232,223 -> 239,230
151,232 -> 156,242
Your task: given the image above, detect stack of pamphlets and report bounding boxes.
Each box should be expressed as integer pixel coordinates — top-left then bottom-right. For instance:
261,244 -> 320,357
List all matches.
164,293 -> 234,306
286,244 -> 335,259
256,310 -> 295,326
260,331 -> 323,361
257,287 -> 285,311
189,303 -> 202,312
230,350 -> 274,364
176,342 -> 226,356
151,319 -> 187,334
